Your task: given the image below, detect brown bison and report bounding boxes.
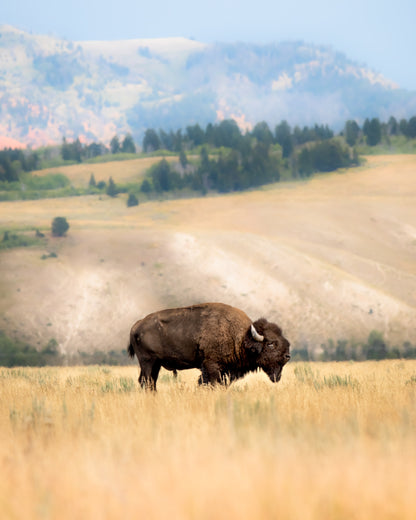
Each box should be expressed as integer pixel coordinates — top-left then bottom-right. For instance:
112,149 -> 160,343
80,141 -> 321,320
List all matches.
128,302 -> 290,390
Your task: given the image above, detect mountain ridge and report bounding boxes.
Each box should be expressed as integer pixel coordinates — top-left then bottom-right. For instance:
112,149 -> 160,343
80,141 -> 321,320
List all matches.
1,24 -> 416,148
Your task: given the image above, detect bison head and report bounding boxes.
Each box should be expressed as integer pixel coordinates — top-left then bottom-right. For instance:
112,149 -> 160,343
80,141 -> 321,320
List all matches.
248,318 -> 290,382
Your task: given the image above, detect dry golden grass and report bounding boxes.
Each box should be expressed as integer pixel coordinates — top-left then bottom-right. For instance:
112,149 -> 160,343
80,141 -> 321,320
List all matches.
35,156 -> 178,188
1,361 -> 416,519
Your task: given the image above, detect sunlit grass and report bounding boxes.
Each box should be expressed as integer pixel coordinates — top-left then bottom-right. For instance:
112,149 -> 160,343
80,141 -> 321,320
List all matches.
1,361 -> 416,519
34,156 -> 178,188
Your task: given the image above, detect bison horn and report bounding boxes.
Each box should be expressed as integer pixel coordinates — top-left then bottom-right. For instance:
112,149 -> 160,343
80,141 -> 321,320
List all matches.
251,324 -> 264,342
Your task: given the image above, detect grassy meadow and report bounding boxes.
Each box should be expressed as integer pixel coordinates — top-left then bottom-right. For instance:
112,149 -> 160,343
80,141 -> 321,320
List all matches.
35,155 -> 179,189
1,361 -> 416,519
2,153 -> 416,518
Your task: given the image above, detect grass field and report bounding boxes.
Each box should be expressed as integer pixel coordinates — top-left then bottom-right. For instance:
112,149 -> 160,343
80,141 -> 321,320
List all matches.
34,155 -> 179,188
2,155 -> 416,517
1,361 -> 415,519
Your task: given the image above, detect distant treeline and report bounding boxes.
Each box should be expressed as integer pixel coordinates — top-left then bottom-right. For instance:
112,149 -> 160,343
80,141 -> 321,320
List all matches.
1,115 -> 416,195
0,134 -> 137,185
0,332 -> 130,367
292,330 -> 416,362
136,119 -> 358,195
136,114 -> 416,194
103,115 -> 415,196
142,120 -> 335,155
0,148 -> 40,182
145,142 -> 282,194
141,115 -> 416,154
1,329 -> 415,367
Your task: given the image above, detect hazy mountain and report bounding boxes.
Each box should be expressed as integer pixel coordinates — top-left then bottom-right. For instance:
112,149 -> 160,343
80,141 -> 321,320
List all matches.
1,24 -> 416,148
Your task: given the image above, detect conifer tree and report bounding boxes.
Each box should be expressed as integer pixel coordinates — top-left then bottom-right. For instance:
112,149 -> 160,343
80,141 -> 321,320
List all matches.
179,149 -> 188,169
110,135 -> 120,154
106,177 -> 118,197
127,193 -> 139,207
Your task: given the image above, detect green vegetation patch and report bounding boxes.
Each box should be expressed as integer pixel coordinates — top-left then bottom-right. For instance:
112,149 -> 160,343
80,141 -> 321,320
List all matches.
0,172 -> 79,201
292,330 -> 416,361
0,333 -> 59,367
293,365 -> 359,390
0,330 -> 132,367
0,230 -> 45,250
23,173 -> 70,190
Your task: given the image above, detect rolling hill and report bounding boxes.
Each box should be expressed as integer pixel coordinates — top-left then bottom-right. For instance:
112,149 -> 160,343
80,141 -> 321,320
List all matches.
1,24 -> 416,148
1,154 -> 416,355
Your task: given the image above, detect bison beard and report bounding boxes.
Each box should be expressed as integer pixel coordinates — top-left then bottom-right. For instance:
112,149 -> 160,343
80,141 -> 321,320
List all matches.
128,303 -> 290,391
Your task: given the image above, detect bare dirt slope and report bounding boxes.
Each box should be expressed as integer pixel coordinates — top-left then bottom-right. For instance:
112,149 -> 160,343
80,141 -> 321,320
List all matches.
1,155 -> 416,353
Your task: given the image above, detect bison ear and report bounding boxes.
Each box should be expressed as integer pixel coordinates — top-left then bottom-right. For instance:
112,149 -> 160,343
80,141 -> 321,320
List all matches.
250,343 -> 263,355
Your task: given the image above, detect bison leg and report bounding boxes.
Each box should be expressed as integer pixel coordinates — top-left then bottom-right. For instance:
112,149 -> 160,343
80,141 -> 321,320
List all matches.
199,362 -> 222,385
138,360 -> 161,391
138,369 -> 153,390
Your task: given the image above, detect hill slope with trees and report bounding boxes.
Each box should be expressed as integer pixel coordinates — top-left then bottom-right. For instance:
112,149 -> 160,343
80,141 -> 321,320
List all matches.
3,112 -> 416,203
1,155 -> 416,362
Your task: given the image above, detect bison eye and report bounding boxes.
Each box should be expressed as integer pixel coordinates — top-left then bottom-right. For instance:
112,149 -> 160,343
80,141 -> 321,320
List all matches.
267,343 -> 274,348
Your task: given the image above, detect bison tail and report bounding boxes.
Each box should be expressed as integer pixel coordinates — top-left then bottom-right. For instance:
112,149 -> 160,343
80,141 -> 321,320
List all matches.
127,342 -> 135,358
128,322 -> 142,359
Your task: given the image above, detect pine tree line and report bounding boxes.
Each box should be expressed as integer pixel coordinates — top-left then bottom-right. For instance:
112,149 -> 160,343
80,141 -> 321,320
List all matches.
1,115 -> 416,188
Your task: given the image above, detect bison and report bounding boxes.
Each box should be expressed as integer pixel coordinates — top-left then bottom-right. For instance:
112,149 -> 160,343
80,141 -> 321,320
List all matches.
128,302 -> 290,390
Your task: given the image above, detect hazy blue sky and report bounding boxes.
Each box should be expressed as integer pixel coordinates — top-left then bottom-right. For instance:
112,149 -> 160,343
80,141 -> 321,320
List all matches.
2,0 -> 416,90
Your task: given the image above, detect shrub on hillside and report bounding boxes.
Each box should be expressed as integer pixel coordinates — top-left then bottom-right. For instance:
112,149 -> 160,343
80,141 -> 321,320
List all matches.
127,193 -> 139,207
106,177 -> 118,197
24,173 -> 70,190
0,230 -> 44,250
51,217 -> 69,237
